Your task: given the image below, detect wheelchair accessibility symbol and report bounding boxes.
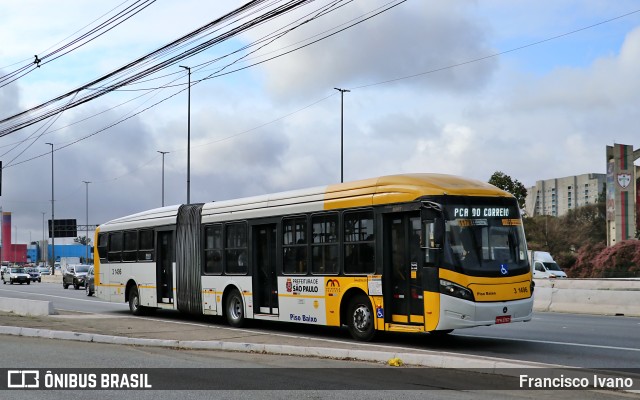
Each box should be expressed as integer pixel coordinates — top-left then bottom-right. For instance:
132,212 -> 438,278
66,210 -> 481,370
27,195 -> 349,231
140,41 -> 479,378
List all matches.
500,264 -> 508,275
376,307 -> 384,318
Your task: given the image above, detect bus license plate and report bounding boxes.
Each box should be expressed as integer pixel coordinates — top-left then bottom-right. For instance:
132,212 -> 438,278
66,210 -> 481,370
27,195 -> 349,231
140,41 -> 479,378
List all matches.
496,315 -> 511,324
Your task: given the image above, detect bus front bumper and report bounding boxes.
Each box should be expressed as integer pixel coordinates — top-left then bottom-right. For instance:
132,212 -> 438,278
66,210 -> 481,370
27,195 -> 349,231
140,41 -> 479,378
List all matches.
435,295 -> 533,331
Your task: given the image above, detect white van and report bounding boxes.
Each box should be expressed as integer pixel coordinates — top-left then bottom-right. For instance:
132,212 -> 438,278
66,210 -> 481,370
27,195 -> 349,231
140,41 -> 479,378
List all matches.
529,250 -> 567,279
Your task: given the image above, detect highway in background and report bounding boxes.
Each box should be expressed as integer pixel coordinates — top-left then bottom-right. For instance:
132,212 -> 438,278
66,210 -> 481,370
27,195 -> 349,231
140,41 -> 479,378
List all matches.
1,282 -> 639,369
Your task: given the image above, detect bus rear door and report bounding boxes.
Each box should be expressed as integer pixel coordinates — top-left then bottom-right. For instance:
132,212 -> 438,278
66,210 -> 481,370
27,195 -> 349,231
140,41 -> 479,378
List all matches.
156,230 -> 174,304
253,223 -> 279,315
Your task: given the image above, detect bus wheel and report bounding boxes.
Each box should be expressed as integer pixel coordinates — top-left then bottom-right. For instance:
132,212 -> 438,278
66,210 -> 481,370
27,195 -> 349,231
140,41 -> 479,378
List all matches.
129,287 -> 145,316
347,294 -> 375,341
225,290 -> 245,328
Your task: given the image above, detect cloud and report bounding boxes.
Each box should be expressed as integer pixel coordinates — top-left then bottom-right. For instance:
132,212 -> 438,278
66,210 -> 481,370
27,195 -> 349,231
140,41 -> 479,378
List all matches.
254,1 -> 497,100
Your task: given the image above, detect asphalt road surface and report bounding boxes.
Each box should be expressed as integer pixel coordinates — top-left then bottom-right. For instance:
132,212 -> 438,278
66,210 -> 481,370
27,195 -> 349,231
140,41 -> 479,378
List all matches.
1,282 -> 639,370
0,335 -> 636,400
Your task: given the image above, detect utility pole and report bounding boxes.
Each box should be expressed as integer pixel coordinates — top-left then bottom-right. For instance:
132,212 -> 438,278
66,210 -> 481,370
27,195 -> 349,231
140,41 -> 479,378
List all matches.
157,151 -> 169,207
45,142 -> 55,275
41,212 -> 46,266
179,65 -> 191,204
334,88 -> 350,183
83,181 -> 91,263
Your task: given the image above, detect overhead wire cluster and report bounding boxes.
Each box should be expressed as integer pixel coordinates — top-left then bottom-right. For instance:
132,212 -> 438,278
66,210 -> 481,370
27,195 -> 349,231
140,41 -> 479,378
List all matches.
0,0 -> 350,138
0,0 -> 157,89
1,0 -> 408,171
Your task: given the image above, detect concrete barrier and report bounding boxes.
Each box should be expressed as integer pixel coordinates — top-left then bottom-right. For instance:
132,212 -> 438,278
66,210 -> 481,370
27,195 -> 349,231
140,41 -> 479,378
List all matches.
533,279 -> 640,317
0,297 -> 55,316
41,274 -> 62,284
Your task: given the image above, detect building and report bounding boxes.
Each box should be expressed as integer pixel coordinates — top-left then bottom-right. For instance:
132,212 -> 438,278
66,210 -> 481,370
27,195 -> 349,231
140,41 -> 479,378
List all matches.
525,173 -> 606,217
606,143 -> 640,246
1,212 -> 27,264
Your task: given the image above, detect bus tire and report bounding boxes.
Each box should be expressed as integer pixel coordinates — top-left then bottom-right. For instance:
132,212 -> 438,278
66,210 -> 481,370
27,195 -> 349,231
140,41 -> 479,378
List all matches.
225,289 -> 245,328
347,294 -> 375,341
128,286 -> 146,316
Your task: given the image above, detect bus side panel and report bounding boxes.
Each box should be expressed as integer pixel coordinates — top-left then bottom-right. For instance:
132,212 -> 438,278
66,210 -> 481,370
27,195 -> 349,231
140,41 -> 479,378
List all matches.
423,291 -> 440,331
278,276 -> 326,325
215,277 -> 254,318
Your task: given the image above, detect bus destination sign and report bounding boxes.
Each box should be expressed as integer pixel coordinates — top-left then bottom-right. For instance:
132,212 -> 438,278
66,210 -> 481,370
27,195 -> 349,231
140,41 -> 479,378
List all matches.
452,207 -> 512,219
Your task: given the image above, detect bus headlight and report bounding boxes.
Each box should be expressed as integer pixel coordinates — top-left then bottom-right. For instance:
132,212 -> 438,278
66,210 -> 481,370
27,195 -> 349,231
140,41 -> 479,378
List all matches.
439,279 -> 474,301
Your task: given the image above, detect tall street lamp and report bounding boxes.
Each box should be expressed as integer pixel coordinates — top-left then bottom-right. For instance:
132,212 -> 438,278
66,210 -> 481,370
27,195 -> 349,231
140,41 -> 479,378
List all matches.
41,212 -> 46,266
45,142 -> 55,275
179,65 -> 191,205
157,151 -> 169,207
82,181 -> 91,263
334,88 -> 350,183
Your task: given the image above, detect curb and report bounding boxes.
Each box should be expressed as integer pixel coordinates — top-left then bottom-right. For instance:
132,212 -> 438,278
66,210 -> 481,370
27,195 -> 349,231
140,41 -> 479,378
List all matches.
0,324 -> 556,370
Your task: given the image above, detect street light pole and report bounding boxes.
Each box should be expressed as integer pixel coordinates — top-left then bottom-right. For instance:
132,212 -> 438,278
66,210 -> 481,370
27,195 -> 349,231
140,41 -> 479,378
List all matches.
41,212 -> 46,266
179,65 -> 191,205
157,151 -> 169,207
82,181 -> 91,263
45,142 -> 55,275
334,88 -> 350,183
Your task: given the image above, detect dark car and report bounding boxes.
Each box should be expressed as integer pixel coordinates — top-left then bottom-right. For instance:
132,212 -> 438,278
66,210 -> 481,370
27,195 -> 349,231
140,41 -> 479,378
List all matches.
25,267 -> 41,283
85,266 -> 95,296
62,264 -> 91,290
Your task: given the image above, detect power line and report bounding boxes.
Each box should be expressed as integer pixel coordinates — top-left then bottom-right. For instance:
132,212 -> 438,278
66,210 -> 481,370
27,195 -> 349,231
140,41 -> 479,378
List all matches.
0,0 -> 320,136
0,0 -> 156,89
3,3 -> 638,172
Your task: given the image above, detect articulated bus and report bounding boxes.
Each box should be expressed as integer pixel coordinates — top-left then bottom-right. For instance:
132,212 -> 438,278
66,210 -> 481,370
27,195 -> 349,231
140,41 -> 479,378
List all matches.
94,174 -> 533,341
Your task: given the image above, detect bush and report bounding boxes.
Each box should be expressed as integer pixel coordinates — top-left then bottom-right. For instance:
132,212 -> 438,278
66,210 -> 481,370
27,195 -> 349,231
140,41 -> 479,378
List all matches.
571,240 -> 640,278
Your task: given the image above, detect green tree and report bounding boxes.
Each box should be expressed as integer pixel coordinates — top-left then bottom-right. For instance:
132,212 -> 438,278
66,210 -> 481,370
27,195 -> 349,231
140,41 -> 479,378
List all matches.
488,171 -> 528,209
74,236 -> 92,246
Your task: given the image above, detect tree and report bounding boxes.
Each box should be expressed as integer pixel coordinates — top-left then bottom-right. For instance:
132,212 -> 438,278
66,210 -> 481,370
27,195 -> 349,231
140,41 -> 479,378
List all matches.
74,236 -> 92,246
572,240 -> 640,278
488,171 -> 527,209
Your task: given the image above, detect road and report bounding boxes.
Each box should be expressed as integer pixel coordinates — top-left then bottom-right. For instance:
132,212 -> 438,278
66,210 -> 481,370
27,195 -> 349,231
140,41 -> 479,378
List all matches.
0,335 -> 634,400
1,282 -> 640,370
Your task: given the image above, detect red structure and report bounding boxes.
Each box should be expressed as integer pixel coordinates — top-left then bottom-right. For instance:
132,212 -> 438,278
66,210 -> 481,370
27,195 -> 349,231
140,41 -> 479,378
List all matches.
1,212 -> 27,263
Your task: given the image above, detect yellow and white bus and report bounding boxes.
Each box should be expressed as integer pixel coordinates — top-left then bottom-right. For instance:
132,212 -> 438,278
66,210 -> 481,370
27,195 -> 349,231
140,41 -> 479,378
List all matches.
94,174 -> 533,341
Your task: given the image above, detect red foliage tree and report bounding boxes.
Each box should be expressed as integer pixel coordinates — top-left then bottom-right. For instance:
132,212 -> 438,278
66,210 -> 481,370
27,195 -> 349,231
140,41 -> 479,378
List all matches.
572,240 -> 640,278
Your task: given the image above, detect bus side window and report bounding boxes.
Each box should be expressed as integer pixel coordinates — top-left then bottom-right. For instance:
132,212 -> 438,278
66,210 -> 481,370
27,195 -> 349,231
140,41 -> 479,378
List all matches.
225,222 -> 247,274
422,220 -> 437,265
97,233 -> 108,262
204,224 -> 223,274
311,213 -> 338,274
283,217 -> 307,274
343,211 -> 374,274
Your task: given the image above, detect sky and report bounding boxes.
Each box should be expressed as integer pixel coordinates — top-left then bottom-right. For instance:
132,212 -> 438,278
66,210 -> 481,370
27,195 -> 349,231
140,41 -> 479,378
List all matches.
0,0 -> 639,247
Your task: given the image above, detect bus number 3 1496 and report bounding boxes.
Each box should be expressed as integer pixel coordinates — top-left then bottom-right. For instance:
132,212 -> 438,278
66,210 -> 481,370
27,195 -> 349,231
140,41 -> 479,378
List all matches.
514,286 -> 528,294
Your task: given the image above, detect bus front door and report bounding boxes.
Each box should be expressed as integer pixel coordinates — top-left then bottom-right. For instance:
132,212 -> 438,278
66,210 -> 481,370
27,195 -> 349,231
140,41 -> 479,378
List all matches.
385,212 -> 424,325
254,224 -> 278,315
157,230 -> 173,304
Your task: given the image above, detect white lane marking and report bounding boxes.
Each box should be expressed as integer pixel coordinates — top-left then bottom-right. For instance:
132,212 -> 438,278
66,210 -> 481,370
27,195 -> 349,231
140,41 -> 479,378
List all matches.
4,287 -> 638,355
454,333 -> 640,353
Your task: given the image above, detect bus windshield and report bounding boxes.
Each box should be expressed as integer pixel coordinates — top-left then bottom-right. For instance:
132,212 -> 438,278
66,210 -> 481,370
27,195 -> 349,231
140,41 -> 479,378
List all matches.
442,201 -> 529,277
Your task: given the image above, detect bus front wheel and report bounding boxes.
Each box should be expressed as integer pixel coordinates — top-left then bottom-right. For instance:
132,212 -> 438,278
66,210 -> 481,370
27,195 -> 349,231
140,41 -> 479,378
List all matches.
347,294 -> 375,341
225,290 -> 245,328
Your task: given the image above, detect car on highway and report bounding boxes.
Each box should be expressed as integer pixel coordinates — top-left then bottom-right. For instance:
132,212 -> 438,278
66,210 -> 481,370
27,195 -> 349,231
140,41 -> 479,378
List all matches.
62,264 -> 91,290
85,266 -> 95,296
2,267 -> 31,285
25,267 -> 42,283
38,266 -> 51,276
